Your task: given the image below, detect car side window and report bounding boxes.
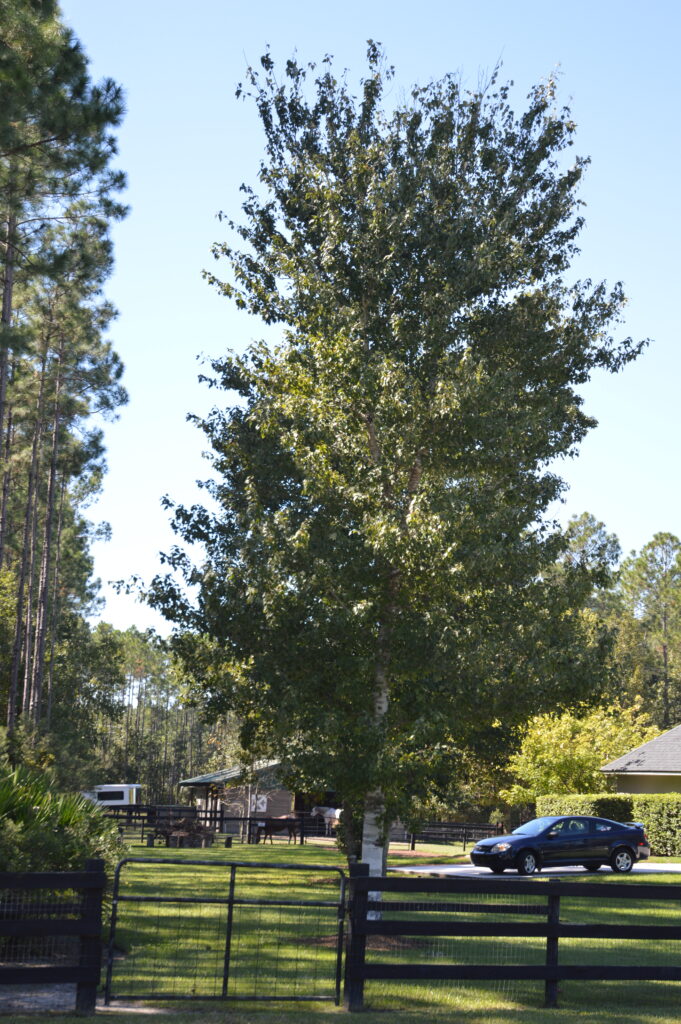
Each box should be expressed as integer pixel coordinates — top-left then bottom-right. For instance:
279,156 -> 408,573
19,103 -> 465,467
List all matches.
594,820 -> 612,832
567,818 -> 587,833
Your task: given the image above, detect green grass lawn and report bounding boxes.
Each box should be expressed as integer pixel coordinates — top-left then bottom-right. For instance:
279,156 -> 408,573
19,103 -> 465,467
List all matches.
12,839 -> 681,1023
105,843 -> 348,1005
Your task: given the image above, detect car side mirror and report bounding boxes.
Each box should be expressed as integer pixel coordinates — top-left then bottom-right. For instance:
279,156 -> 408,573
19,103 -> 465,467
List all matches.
547,831 -> 558,838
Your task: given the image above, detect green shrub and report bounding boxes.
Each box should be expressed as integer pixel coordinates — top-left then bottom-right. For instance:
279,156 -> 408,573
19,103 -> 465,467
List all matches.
631,794 -> 681,856
536,792 -> 681,856
0,762 -> 125,874
536,793 -> 634,821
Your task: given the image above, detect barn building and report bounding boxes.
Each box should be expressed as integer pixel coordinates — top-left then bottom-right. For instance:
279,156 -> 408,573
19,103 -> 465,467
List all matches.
179,760 -> 339,831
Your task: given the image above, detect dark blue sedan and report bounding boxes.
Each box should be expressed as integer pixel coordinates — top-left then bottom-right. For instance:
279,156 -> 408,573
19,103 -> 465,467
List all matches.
470,815 -> 650,875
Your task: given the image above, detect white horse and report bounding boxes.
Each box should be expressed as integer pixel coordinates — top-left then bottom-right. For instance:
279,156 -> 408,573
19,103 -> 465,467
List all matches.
311,806 -> 342,836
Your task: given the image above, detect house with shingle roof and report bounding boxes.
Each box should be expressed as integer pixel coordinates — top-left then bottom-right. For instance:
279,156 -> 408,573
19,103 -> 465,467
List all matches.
601,724 -> 681,793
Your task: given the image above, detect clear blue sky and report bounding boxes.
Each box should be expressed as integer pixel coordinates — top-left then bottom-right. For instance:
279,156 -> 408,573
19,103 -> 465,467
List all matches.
58,0 -> 681,634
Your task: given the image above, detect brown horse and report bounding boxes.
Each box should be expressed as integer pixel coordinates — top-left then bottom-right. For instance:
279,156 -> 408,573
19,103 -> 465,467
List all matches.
257,815 -> 298,844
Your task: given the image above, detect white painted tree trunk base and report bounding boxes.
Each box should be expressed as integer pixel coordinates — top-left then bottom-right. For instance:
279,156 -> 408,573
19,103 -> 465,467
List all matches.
361,805 -> 387,920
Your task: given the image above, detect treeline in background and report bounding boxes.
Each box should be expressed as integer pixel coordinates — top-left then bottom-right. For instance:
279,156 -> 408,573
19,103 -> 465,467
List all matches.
0,1 -> 229,796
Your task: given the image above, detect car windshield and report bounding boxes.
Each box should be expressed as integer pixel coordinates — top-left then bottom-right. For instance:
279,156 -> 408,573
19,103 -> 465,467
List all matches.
512,817 -> 559,837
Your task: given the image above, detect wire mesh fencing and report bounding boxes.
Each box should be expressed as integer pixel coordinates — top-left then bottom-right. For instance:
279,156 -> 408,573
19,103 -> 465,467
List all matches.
344,868 -> 681,1012
0,860 -> 105,1015
105,857 -> 346,1005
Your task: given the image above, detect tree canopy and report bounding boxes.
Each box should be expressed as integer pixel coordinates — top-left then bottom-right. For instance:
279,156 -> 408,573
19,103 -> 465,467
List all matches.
618,533 -> 681,728
499,702 -> 658,805
151,46 -> 646,870
1,0 -> 127,751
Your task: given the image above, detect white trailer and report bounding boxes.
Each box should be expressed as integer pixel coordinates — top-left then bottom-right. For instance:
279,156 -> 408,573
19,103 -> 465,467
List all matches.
82,784 -> 141,807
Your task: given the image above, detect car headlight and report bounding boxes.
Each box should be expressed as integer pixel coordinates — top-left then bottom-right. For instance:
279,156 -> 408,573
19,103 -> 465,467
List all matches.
490,842 -> 512,853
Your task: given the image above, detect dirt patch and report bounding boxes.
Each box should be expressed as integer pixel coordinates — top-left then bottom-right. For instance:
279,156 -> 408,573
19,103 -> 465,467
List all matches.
0,982 -> 76,1013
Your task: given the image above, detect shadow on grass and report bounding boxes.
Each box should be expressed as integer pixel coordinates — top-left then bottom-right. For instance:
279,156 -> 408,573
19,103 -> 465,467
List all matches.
6,982 -> 681,1024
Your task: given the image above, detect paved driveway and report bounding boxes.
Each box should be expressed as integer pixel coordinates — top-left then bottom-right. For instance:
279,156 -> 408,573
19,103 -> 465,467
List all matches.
391,860 -> 681,878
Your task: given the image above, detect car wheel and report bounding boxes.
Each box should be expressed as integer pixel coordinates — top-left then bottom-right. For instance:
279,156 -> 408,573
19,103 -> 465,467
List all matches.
516,849 -> 538,875
610,848 -> 634,873
583,864 -> 602,872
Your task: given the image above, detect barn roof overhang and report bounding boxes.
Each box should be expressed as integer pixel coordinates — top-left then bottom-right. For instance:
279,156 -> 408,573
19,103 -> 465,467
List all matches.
179,760 -> 281,788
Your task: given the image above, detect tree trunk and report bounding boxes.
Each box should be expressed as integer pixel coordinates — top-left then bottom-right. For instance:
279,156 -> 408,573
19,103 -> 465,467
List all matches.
0,206 -> 17,477
662,640 -> 670,729
7,421 -> 44,730
360,677 -> 390,875
7,476 -> 34,734
44,474 -> 66,731
7,326 -> 51,731
361,581 -> 398,878
20,472 -> 41,718
29,344 -> 62,724
0,400 -> 14,566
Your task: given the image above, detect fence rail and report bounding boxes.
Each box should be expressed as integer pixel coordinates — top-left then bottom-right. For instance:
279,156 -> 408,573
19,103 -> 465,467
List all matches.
406,821 -> 503,850
104,806 -> 503,850
0,858 -> 105,1016
344,865 -> 681,1010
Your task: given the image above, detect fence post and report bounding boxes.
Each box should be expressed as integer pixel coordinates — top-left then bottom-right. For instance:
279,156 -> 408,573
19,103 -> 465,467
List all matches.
545,891 -> 560,1008
75,858 -> 105,1016
344,862 -> 369,1012
221,865 -> 238,997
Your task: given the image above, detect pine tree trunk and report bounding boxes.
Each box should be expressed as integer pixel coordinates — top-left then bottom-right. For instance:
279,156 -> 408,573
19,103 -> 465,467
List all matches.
0,207 -> 17,476
7,418 -> 45,730
7,329 -> 51,730
45,475 -> 66,731
662,639 -> 670,729
0,400 -> 14,566
20,474 -> 41,717
162,689 -> 170,804
29,347 -> 62,725
124,674 -> 132,776
7,480 -> 34,733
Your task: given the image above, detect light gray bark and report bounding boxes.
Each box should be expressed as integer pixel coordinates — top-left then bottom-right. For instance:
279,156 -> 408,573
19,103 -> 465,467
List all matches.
29,340 -> 63,724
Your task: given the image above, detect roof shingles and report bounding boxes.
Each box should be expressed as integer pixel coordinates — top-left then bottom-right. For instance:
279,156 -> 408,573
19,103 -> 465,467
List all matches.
601,724 -> 681,774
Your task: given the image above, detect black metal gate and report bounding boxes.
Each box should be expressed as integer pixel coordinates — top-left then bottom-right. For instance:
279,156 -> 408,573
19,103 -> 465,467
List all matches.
104,857 -> 346,1005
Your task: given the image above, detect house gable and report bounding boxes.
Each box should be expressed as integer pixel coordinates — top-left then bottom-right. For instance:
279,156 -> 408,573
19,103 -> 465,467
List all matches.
601,724 -> 681,776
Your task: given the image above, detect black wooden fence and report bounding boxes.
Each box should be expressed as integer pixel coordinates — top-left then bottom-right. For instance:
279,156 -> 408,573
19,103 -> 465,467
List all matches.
405,821 -> 503,850
344,864 -> 681,1010
0,858 -> 105,1015
105,805 -> 504,850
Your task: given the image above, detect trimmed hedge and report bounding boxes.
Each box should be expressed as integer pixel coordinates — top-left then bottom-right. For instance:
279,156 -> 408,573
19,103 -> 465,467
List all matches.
536,791 -> 681,855
536,793 -> 634,822
630,794 -> 681,856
